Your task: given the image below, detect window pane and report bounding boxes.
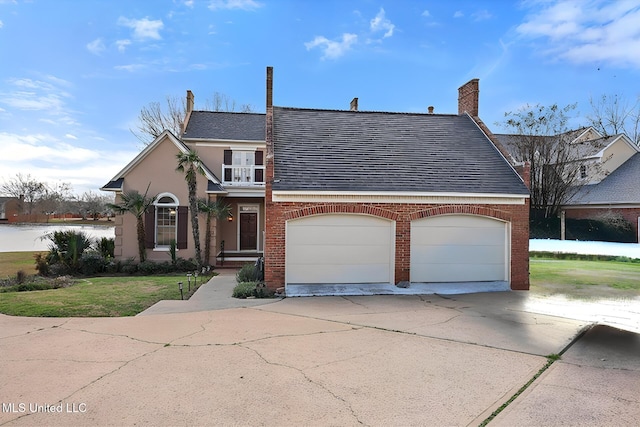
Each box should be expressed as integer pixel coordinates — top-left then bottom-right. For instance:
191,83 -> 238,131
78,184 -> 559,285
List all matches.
156,207 -> 177,246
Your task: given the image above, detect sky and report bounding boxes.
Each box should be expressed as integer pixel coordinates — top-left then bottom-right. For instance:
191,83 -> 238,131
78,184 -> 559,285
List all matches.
1,0 -> 639,195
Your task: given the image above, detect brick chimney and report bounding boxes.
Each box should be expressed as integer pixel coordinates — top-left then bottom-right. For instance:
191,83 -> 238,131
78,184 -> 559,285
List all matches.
181,90 -> 195,136
458,78 -> 479,116
428,106 -> 434,114
350,97 -> 358,111
186,90 -> 194,114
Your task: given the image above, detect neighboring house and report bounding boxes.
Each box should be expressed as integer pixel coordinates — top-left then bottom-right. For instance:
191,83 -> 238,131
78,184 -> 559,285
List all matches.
103,68 -> 531,293
495,127 -> 640,240
0,196 -> 22,223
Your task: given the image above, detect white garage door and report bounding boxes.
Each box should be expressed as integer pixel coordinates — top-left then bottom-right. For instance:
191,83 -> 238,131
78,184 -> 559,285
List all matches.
411,215 -> 508,283
286,214 -> 394,284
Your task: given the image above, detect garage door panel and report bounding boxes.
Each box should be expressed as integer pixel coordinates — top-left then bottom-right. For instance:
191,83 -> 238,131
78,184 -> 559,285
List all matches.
414,227 -> 505,246
287,244 -> 391,265
411,215 -> 508,283
287,214 -> 394,285
412,245 -> 505,264
287,264 -> 390,284
411,263 -> 505,282
287,225 -> 391,246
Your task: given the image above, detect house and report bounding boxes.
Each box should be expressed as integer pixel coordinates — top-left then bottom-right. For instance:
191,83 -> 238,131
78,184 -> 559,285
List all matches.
0,196 -> 22,223
494,127 -> 640,241
103,67 -> 531,294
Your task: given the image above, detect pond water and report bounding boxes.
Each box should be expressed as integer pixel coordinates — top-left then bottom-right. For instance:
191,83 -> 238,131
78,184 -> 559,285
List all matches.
0,223 -> 115,252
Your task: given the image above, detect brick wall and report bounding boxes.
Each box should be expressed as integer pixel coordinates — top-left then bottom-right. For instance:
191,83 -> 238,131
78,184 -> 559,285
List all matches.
264,201 -> 530,291
458,79 -> 479,116
564,207 -> 640,242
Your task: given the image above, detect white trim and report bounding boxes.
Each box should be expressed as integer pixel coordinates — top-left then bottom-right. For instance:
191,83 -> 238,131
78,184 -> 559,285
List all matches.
237,203 -> 261,252
272,190 -> 527,205
104,130 -> 222,187
190,140 -> 266,148
226,188 -> 266,198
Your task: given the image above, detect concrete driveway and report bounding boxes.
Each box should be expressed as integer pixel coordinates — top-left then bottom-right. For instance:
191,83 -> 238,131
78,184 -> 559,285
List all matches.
1,274 -> 639,426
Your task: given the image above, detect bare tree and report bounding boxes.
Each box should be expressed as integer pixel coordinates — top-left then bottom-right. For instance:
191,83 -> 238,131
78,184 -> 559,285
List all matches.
131,95 -> 186,145
132,92 -> 254,145
204,91 -> 254,113
587,94 -> 640,145
499,103 -> 594,218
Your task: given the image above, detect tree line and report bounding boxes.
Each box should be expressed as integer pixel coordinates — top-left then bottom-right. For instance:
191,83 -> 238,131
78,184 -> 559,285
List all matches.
0,173 -> 114,220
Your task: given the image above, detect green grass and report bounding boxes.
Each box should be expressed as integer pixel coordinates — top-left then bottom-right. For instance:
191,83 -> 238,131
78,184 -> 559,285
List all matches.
0,252 -> 44,278
0,275 -> 193,317
530,258 -> 640,298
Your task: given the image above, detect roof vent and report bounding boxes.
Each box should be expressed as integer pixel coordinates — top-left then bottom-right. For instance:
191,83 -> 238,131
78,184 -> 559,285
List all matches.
350,97 -> 358,111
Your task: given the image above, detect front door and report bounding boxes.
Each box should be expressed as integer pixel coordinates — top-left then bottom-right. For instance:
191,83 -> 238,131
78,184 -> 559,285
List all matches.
240,212 -> 258,250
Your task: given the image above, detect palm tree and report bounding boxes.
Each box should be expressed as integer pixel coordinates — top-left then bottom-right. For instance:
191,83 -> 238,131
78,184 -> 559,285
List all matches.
198,198 -> 232,265
107,185 -> 157,262
176,149 -> 206,268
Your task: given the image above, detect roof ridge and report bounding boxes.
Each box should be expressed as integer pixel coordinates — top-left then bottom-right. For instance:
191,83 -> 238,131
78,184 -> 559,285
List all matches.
274,105 -> 459,116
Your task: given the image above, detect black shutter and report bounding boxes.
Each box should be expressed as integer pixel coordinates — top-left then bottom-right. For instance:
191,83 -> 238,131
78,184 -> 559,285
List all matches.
224,150 -> 232,182
144,209 -> 155,249
255,151 -> 264,183
177,206 -> 188,249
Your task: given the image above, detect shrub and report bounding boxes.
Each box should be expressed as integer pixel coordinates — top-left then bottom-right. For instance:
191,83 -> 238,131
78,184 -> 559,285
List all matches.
232,281 -> 259,298
232,281 -> 273,298
98,237 -> 115,259
15,270 -> 26,284
81,251 -> 106,275
34,253 -> 50,277
121,259 -> 138,275
138,260 -> 160,275
236,263 -> 260,283
175,258 -> 197,272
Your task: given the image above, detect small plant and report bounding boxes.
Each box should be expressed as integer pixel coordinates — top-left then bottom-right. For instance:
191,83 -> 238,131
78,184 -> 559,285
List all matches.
15,270 -> 26,284
34,253 -> 50,276
168,239 -> 177,265
232,281 -> 259,298
98,237 -> 115,259
236,263 -> 260,283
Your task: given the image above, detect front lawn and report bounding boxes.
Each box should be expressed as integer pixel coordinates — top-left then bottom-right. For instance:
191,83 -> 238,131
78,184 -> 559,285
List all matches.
0,251 -> 43,277
530,258 -> 640,299
0,275 -> 198,317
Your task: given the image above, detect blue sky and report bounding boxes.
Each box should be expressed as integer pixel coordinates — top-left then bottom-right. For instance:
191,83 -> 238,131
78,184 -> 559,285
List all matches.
1,0 -> 639,195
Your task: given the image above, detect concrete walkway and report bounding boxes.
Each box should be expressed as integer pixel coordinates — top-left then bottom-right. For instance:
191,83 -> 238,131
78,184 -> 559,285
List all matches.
138,269 -> 280,315
1,277 -> 639,426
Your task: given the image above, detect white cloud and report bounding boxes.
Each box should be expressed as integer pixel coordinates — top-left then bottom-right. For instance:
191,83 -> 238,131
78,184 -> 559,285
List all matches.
117,17 -> 164,40
208,0 -> 263,11
370,8 -> 395,38
421,10 -> 430,18
116,39 -> 132,52
472,9 -> 492,21
65,133 -> 77,140
453,11 -> 464,18
114,63 -> 146,72
0,20 -> 4,29
0,78 -> 71,113
305,33 -> 358,60
517,0 -> 640,68
86,38 -> 106,55
184,0 -> 194,7
0,132 -> 139,194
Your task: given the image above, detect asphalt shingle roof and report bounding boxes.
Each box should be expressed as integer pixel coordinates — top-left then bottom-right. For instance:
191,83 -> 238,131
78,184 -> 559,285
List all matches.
183,111 -> 265,141
272,107 -> 529,195
567,153 -> 640,205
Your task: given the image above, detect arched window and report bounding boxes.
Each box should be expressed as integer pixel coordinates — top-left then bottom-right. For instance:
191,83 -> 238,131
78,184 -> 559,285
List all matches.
155,193 -> 179,248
